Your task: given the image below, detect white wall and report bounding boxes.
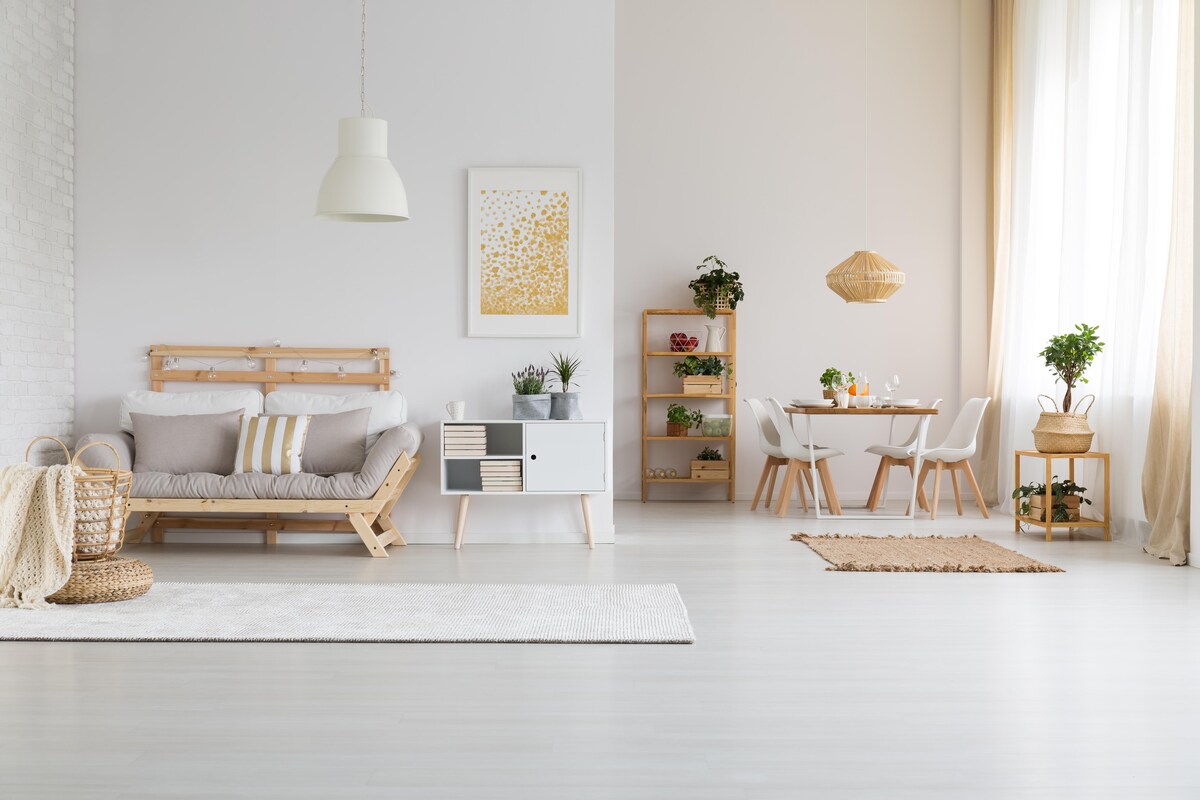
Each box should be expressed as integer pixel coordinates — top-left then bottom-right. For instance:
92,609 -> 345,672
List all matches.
74,0 -> 615,543
0,0 -> 74,465
615,0 -> 989,503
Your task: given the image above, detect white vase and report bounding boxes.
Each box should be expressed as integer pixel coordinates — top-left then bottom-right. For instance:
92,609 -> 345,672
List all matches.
704,324 -> 727,353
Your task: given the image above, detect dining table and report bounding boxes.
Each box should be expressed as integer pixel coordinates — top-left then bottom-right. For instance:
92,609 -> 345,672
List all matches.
782,405 -> 939,520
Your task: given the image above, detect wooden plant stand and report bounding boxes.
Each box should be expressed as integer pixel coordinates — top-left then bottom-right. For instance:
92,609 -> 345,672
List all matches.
1013,450 -> 1111,542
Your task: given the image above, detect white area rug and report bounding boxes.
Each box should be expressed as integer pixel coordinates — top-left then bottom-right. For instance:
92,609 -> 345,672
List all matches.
0,582 -> 695,644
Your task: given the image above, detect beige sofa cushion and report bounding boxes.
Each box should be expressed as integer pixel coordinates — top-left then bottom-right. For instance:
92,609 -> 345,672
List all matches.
129,410 -> 243,475
303,408 -> 370,475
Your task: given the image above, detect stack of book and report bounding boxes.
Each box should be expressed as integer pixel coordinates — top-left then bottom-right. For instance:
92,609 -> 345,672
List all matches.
480,460 -> 522,492
444,425 -> 487,456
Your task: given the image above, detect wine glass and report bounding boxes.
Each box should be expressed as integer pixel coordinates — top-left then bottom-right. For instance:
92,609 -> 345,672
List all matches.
887,374 -> 900,405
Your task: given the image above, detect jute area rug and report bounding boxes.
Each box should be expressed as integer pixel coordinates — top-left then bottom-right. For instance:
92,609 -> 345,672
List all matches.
792,534 -> 1064,573
0,582 -> 695,643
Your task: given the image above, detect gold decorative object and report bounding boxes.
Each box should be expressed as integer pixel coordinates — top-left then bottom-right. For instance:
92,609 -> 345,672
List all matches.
825,250 -> 905,303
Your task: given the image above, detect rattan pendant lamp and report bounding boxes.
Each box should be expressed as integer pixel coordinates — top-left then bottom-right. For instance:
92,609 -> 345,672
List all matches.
825,0 -> 904,303
315,0 -> 409,222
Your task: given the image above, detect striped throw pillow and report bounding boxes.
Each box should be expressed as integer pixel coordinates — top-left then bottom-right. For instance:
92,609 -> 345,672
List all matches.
233,415 -> 311,475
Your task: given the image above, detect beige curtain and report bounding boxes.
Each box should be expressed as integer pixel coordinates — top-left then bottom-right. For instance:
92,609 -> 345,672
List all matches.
977,0 -> 1014,506
1143,0 -> 1194,566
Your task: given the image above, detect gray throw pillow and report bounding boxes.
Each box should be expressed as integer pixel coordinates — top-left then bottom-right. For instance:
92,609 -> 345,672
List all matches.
303,408 -> 370,475
130,410 -> 244,475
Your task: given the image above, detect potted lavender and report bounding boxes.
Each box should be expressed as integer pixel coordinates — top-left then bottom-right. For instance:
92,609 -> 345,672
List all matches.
512,365 -> 551,420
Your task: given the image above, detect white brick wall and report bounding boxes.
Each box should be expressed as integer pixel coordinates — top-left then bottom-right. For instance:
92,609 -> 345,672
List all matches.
0,0 -> 75,464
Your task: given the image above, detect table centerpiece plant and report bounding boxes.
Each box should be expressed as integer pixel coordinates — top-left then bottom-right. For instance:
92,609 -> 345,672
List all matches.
819,367 -> 847,401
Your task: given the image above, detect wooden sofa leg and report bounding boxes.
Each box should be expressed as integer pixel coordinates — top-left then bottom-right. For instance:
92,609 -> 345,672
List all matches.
348,513 -> 389,558
127,512 -> 159,545
376,514 -> 407,547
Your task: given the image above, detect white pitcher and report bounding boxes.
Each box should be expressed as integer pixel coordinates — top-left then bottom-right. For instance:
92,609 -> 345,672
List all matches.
704,324 -> 727,353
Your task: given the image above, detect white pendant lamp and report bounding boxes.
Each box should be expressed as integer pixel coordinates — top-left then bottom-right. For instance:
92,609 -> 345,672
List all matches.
315,0 -> 408,222
825,0 -> 903,302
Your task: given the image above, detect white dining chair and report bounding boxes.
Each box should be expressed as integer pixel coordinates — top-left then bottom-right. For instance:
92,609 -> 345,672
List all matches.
744,398 -> 788,511
864,398 -> 942,513
913,396 -> 992,520
765,397 -> 845,517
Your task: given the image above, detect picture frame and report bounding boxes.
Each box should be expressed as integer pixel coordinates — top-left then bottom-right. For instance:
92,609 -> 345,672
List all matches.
467,167 -> 582,338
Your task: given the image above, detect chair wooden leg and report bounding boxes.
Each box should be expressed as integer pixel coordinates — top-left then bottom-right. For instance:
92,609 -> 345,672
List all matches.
910,463 -> 931,512
867,458 -> 888,511
774,460 -> 798,517
800,469 -> 817,508
795,466 -> 810,512
949,465 -> 964,515
930,461 -> 945,521
816,459 -> 842,515
960,460 -> 990,519
764,461 -> 780,507
751,458 -> 772,511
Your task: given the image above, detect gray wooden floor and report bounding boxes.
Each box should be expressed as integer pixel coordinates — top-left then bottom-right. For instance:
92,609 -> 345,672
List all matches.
2,501 -> 1197,798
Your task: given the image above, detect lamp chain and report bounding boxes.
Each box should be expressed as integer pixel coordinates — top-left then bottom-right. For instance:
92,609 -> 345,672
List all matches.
359,0 -> 367,117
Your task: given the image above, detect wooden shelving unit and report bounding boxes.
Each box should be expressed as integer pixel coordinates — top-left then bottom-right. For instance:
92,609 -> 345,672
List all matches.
641,309 -> 736,502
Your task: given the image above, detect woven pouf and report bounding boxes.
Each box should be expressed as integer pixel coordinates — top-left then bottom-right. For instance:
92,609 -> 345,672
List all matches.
47,556 -> 154,605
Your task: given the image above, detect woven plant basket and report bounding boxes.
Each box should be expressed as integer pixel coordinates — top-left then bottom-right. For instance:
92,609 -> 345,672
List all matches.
1031,394 -> 1095,454
713,290 -> 731,311
25,436 -> 133,561
46,556 -> 153,605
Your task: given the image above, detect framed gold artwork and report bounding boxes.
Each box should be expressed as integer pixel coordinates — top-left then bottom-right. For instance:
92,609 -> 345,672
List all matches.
467,167 -> 582,337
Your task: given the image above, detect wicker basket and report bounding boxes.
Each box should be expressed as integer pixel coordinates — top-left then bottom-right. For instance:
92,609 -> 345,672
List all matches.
714,290 -> 731,311
1031,394 -> 1095,454
46,556 -> 153,605
25,436 -> 133,561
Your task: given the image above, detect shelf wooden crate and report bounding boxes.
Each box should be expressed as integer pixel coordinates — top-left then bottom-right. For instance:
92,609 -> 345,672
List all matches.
641,309 -> 736,502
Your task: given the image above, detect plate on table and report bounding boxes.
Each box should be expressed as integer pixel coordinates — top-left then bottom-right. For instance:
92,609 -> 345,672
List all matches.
792,399 -> 834,408
891,399 -> 921,408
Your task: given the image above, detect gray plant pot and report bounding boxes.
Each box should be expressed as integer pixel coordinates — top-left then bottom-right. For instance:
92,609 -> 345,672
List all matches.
550,392 -> 582,420
512,393 -> 551,420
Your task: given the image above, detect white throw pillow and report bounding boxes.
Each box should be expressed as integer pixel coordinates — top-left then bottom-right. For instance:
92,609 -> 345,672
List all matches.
119,390 -> 265,434
265,391 -> 406,448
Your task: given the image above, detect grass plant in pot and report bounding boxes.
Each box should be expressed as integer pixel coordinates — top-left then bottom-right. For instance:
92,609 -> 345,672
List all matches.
511,365 -> 551,420
548,352 -> 583,420
689,255 -> 745,319
673,355 -> 730,395
1032,323 -> 1105,453
819,367 -> 847,401
666,403 -> 702,437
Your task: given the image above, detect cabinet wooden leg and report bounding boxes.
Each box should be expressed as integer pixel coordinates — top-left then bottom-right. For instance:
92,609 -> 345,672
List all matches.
580,494 -> 594,549
454,495 -> 470,550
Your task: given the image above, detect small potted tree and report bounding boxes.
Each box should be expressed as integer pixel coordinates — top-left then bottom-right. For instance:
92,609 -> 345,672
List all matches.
688,255 -> 745,319
1032,323 -> 1105,453
548,352 -> 583,420
819,367 -> 846,401
672,355 -> 731,395
511,365 -> 551,420
666,403 -> 702,437
691,446 -> 729,481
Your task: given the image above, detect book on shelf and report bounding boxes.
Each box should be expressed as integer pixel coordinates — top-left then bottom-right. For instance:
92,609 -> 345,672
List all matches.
482,485 -> 522,492
446,449 -> 488,456
445,425 -> 487,433
444,434 -> 487,442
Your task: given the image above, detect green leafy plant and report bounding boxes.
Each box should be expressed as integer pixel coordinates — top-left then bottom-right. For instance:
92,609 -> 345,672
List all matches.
511,365 -> 549,395
1012,477 -> 1091,522
688,255 -> 745,319
548,352 -> 582,392
695,447 -> 724,461
666,403 -> 703,428
819,368 -> 847,391
1038,323 -> 1105,413
672,355 -> 731,378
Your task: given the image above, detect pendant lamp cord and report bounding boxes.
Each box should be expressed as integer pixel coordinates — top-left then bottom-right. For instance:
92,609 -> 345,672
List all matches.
863,0 -> 868,249
359,0 -> 367,117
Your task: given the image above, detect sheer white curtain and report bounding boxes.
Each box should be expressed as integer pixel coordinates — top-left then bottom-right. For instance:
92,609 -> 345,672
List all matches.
994,0 -> 1181,543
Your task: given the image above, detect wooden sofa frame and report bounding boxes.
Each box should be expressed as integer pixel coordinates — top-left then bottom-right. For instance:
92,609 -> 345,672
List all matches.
124,344 -> 421,558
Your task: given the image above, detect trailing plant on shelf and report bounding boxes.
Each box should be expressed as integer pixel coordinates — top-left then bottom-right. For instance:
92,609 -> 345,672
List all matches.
689,255 -> 745,319
511,365 -> 551,420
1012,477 -> 1091,522
672,355 -> 731,378
548,352 -> 583,420
666,403 -> 703,437
695,446 -> 725,461
1038,323 -> 1105,413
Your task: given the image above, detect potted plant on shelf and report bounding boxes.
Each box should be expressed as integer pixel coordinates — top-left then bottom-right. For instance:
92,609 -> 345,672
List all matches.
548,352 -> 583,420
672,355 -> 731,395
819,367 -> 847,401
1012,477 -> 1091,522
511,365 -> 551,420
691,446 -> 729,480
1032,323 -> 1105,453
689,255 -> 745,319
666,403 -> 702,437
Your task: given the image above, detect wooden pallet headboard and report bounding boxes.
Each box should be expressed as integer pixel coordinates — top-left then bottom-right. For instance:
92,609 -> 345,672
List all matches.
148,345 -> 391,393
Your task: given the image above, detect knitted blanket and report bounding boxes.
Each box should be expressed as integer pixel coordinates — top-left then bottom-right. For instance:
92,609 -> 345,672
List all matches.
0,463 -> 77,608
